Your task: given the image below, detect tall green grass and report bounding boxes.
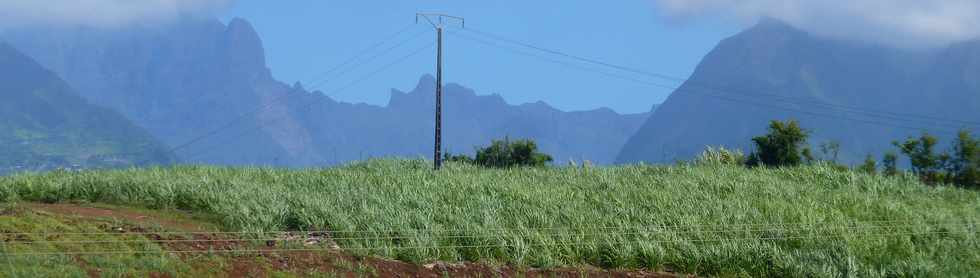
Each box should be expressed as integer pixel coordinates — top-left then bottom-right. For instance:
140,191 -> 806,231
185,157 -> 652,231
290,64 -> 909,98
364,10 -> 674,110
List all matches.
1,160 -> 978,276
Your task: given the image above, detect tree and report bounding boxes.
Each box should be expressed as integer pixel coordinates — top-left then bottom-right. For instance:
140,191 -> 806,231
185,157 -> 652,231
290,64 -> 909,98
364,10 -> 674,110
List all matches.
894,133 -> 948,184
882,152 -> 899,177
857,154 -> 877,175
443,152 -> 474,164
890,130 -> 979,188
747,120 -> 812,167
947,130 -> 979,188
472,137 -> 553,168
819,141 -> 842,163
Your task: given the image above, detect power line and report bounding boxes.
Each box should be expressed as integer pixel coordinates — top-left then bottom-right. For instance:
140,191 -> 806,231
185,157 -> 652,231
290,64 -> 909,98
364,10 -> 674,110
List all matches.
181,42 -> 436,162
691,92 -> 963,134
458,27 -> 980,128
446,31 -> 969,135
448,30 -> 678,92
173,24 -> 423,114
305,28 -> 431,91
164,30 -> 433,159
461,27 -> 688,84
303,24 -> 422,89
106,30 -> 433,165
7,222 -> 970,246
103,25 -> 978,166
1,231 -> 972,257
4,219 -> 972,236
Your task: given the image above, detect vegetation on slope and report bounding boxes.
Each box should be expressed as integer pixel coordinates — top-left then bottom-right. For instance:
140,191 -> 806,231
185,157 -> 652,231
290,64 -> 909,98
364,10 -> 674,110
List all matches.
0,43 -> 174,175
1,160 -> 978,276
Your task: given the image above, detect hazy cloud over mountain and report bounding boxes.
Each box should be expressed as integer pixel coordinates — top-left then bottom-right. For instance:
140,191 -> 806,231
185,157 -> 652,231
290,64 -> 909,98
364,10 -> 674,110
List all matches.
655,0 -> 980,48
0,0 -> 235,28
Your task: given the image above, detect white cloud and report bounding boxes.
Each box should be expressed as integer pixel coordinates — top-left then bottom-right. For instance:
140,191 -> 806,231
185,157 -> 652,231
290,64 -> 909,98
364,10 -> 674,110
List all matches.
0,0 -> 235,28
655,0 -> 980,48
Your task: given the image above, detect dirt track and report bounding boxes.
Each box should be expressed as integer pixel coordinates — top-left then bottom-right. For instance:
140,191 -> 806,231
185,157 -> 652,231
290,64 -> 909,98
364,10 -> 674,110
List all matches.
24,203 -> 687,278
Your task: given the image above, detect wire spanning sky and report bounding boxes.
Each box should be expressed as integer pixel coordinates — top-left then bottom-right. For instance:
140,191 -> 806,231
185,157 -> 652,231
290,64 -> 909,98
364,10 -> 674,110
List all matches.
220,0 -> 737,114
2,1 -> 976,113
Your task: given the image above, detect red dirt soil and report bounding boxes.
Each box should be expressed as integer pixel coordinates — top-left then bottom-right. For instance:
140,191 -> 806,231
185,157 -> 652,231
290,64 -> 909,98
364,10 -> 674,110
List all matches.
26,203 -> 690,278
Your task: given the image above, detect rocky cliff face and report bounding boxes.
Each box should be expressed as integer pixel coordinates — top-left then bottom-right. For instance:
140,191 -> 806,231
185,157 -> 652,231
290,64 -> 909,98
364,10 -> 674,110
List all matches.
617,20 -> 980,164
285,75 -> 650,165
3,17 -> 648,166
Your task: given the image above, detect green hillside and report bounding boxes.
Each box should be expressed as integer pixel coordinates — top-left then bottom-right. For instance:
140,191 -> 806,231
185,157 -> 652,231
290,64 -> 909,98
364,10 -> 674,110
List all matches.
619,20 -> 980,165
1,160 -> 977,277
0,42 -> 173,174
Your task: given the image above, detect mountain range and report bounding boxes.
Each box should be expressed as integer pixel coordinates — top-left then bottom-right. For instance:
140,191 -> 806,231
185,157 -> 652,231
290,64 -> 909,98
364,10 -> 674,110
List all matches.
284,75 -> 650,165
618,19 -> 980,164
6,16 -> 976,169
2,17 -> 649,167
0,42 -> 173,175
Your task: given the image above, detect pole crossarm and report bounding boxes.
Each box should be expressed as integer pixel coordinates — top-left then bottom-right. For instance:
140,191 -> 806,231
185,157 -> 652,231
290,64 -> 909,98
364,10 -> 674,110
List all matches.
416,13 -> 465,29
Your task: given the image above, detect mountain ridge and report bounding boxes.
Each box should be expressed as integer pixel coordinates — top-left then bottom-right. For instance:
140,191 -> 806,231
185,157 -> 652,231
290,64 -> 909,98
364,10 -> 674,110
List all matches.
3,17 -> 650,166
617,19 -> 980,164
0,41 -> 174,174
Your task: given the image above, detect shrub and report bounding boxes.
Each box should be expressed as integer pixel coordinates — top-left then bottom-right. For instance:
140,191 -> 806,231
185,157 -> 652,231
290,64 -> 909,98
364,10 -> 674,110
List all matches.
443,152 -> 474,164
819,141 -> 842,163
856,154 -> 878,175
891,130 -> 979,188
474,138 -> 553,168
882,152 -> 899,177
947,131 -> 979,188
694,146 -> 746,166
747,120 -> 813,168
446,138 -> 553,168
894,133 -> 947,184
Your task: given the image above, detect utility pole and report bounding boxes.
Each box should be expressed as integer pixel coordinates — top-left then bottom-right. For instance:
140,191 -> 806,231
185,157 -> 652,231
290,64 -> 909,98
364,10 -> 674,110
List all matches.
417,13 -> 464,170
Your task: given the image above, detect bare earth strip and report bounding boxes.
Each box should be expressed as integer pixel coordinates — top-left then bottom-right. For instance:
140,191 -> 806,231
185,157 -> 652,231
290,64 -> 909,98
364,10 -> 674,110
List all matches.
14,202 -> 687,278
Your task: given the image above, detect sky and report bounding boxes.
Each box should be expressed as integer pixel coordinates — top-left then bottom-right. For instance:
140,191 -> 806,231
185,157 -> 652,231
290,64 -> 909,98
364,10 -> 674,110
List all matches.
217,0 -> 738,114
657,0 -> 980,49
2,0 -> 977,113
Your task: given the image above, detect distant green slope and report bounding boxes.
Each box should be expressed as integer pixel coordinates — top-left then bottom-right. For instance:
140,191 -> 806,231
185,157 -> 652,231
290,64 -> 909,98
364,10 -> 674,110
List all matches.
2,160 -> 977,277
0,42 -> 173,174
618,19 -> 980,165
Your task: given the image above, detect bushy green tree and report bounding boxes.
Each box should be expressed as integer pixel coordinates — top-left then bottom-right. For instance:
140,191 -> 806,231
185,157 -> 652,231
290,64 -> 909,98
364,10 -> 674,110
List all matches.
882,152 -> 899,177
857,154 -> 877,175
894,133 -> 948,184
747,120 -> 812,167
891,130 -> 979,188
460,138 -> 553,168
948,131 -> 979,188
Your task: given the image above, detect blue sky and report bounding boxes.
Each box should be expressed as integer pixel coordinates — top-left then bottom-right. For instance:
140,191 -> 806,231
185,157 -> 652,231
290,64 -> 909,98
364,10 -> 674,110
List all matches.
220,1 -> 738,114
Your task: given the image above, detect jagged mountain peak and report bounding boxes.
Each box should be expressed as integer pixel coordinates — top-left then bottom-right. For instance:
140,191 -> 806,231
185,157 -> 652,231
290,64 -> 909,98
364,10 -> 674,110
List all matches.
227,18 -> 254,31
519,100 -> 557,111
716,18 -> 812,53
223,17 -> 266,71
389,75 -> 507,108
5,15 -> 651,167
